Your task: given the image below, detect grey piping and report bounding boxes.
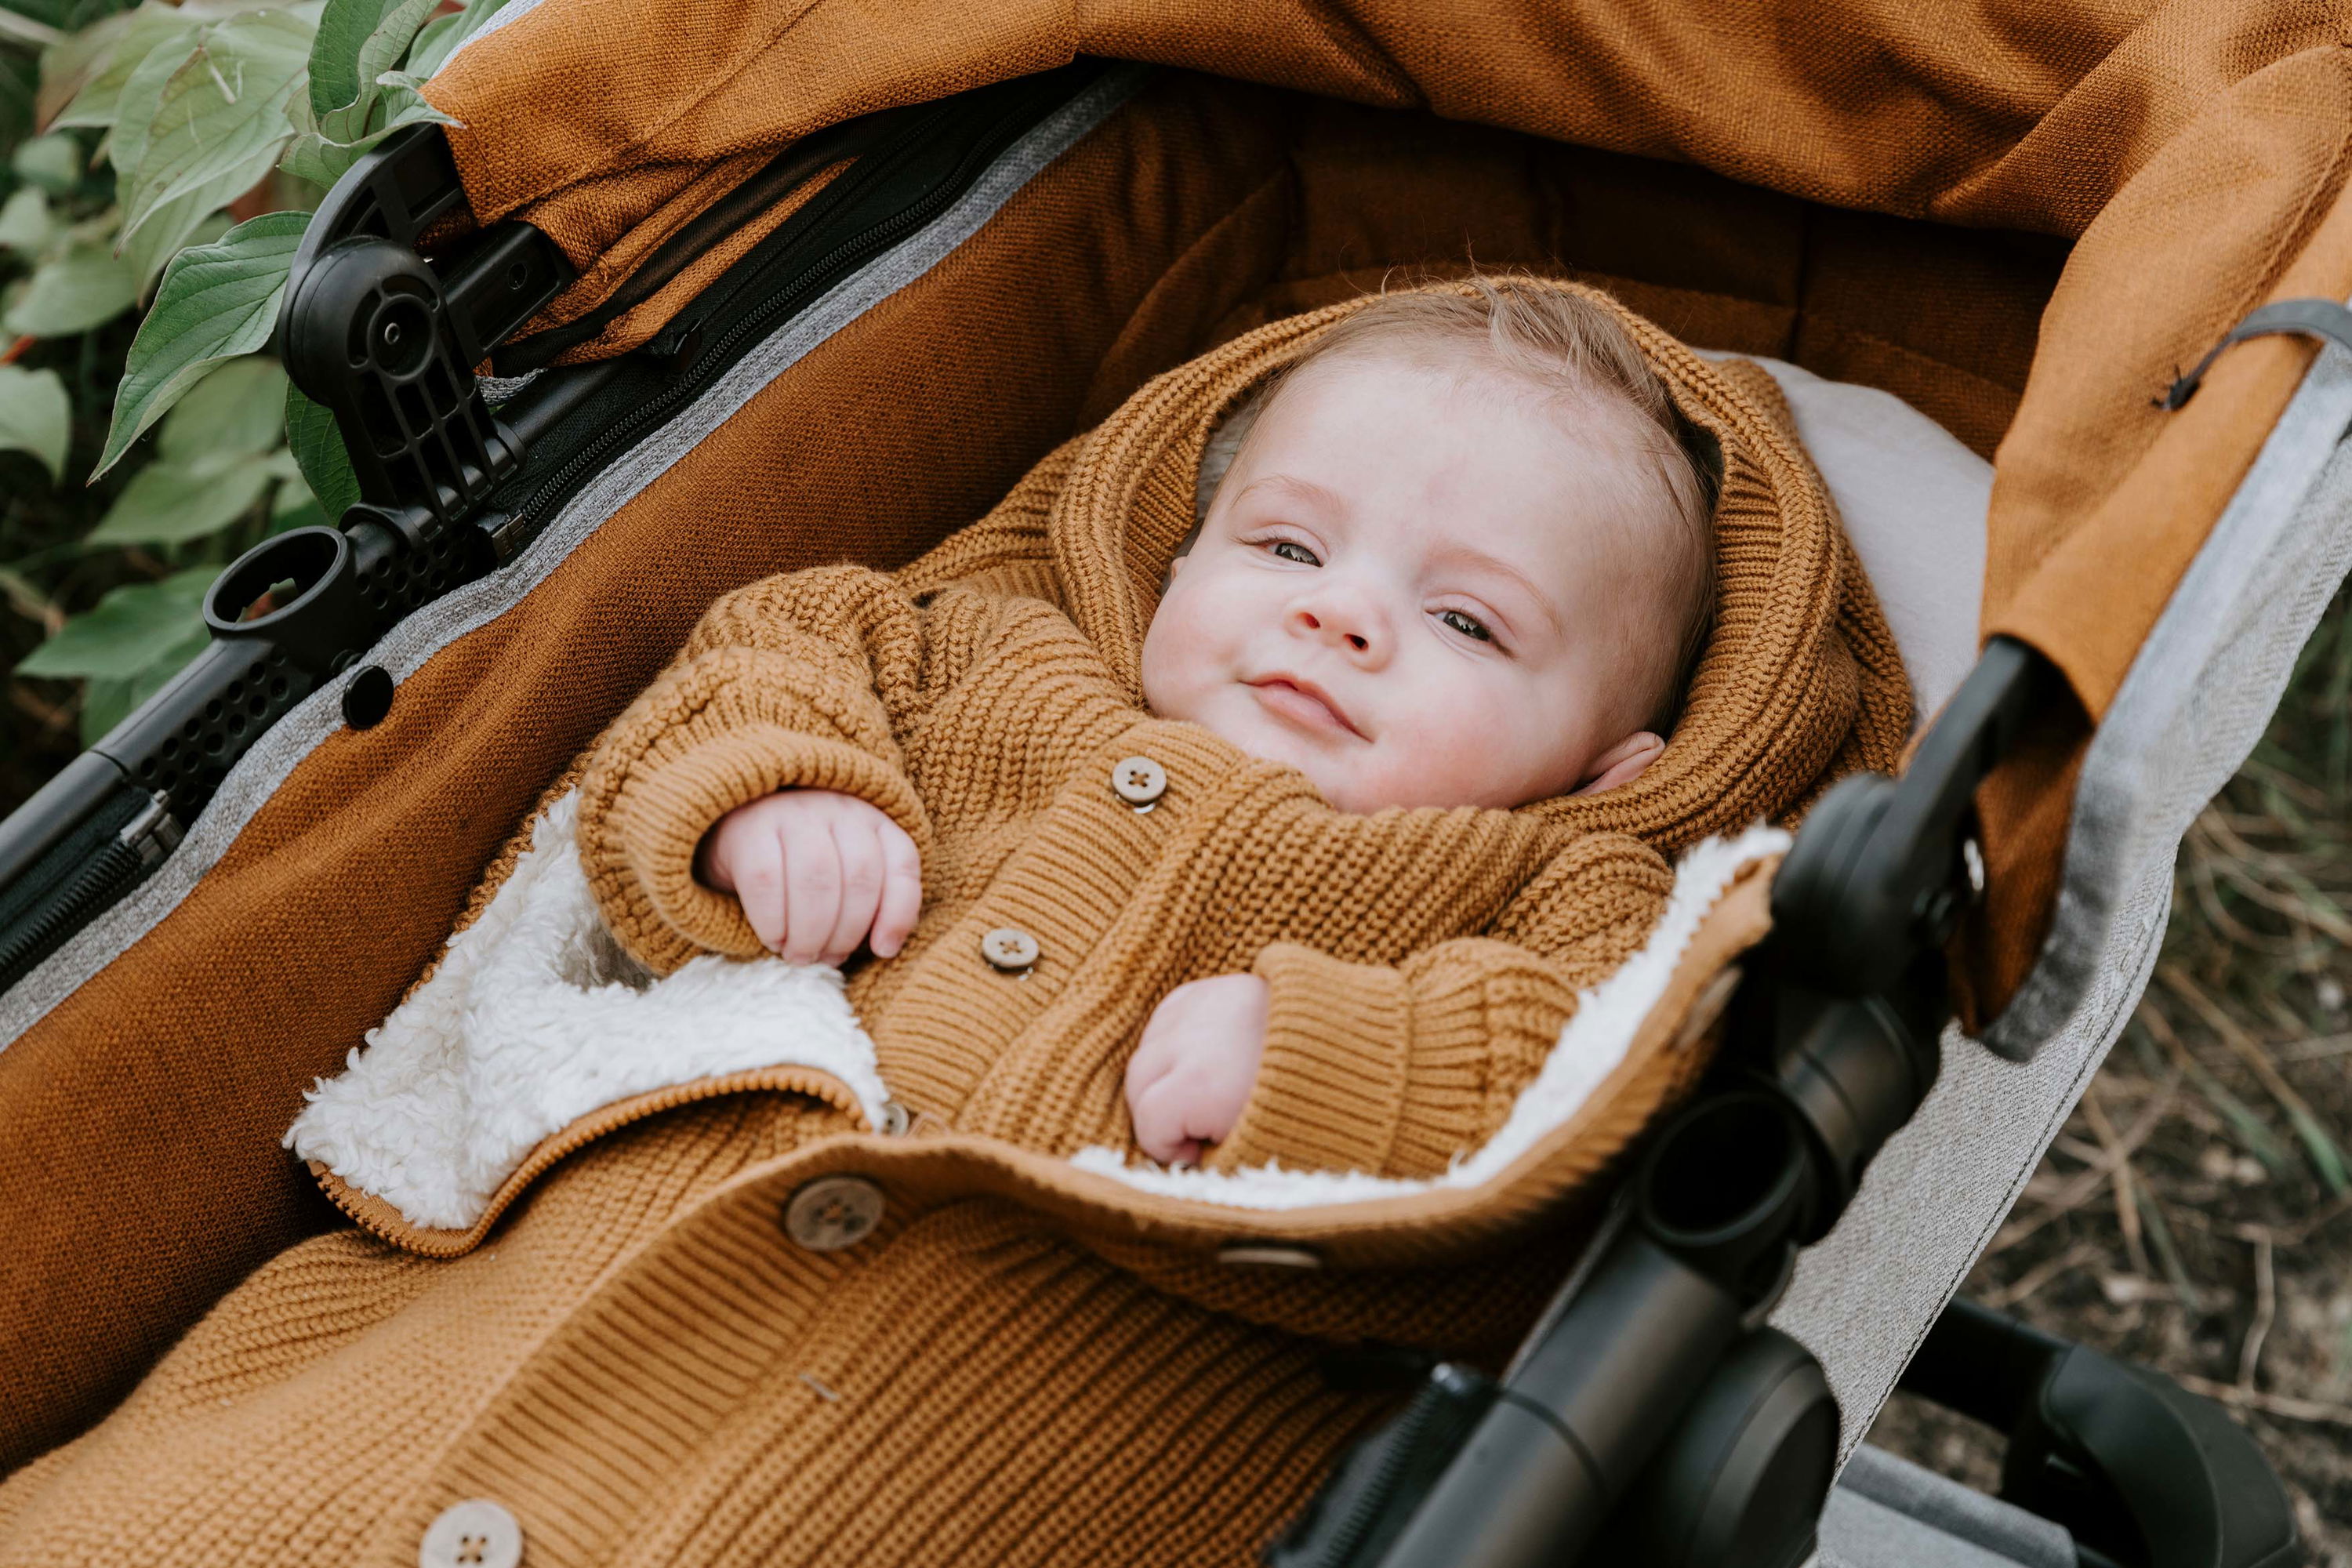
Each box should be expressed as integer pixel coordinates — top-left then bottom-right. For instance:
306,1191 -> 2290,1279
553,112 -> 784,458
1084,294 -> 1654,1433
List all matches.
0,65 -> 1149,1051
1986,318 -> 2352,1057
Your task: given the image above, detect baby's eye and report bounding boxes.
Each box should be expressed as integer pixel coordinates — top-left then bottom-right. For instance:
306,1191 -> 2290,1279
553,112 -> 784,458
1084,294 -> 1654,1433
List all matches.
1439,608 -> 1494,643
1267,540 -> 1320,565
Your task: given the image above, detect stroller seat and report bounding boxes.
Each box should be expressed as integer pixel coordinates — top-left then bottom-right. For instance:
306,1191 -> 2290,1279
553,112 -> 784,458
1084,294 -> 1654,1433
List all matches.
0,11 -> 2341,1565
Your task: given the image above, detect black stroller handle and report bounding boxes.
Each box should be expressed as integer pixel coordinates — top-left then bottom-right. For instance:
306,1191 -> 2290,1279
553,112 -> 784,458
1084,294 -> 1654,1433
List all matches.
1272,644 -> 2026,1566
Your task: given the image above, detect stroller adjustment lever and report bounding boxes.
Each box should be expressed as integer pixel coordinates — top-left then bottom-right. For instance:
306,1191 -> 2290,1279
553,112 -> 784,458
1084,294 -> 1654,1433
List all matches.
0,127 -> 577,994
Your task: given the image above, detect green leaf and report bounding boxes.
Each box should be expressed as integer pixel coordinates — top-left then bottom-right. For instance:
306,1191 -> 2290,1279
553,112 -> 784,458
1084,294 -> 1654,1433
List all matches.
0,185 -> 53,252
100,28 -> 201,179
116,9 -> 311,243
284,376 -> 357,518
89,452 -> 275,542
305,0 -> 397,120
16,565 -> 220,744
10,129 -> 85,191
159,353 -> 287,461
94,208 -> 307,477
279,71 -> 450,184
17,564 -> 217,681
0,363 -> 71,481
4,236 -> 136,334
267,456 -> 325,530
49,6 -> 194,132
392,0 -> 513,99
318,0 -> 429,140
0,42 -> 35,147
120,185 -> 234,297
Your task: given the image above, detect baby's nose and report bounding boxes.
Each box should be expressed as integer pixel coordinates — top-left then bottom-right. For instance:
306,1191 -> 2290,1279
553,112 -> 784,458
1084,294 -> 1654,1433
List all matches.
1293,607 -> 1370,653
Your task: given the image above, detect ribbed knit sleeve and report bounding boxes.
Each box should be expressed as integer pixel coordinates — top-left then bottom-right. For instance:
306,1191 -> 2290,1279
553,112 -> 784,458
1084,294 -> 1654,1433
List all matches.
1204,833 -> 1673,1179
578,565 -> 960,973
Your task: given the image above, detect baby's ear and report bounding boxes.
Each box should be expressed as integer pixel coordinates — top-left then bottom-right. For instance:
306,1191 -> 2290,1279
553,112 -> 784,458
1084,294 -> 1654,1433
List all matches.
1572,731 -> 1665,796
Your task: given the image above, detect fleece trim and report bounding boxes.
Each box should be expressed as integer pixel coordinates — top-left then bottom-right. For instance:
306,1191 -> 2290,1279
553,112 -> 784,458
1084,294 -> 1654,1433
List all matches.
289,797 -> 1784,1228
285,791 -> 891,1229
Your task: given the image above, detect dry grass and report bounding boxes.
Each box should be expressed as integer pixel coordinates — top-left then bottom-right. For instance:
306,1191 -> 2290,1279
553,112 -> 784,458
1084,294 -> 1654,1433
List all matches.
1870,589 -> 2352,1562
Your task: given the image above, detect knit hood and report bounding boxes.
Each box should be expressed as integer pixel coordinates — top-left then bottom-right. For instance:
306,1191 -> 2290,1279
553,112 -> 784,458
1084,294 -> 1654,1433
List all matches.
1048,279 -> 1911,847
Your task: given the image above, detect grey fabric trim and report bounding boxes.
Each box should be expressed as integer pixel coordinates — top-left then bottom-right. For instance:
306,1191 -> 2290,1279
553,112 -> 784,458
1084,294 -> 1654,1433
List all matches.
1988,322 -> 2352,1057
1777,873 -> 2165,1457
0,66 -> 1148,1052
1778,336 -> 2352,1454
1817,1447 -> 2075,1568
477,370 -> 542,406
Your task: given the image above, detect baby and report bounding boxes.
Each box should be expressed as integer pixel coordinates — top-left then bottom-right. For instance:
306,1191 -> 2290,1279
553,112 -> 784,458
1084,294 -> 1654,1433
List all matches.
694,277 -> 1715,1166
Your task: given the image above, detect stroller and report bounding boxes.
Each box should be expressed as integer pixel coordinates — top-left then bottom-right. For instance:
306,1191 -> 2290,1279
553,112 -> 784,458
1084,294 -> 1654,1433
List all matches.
0,5 -> 2341,1563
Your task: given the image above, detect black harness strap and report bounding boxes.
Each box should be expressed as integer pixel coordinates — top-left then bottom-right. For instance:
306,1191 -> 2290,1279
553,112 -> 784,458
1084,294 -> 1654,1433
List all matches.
2162,296 -> 2352,410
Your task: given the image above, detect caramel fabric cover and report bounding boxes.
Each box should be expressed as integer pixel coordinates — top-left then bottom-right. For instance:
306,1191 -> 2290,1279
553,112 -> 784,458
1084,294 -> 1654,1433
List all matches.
423,0 -> 2352,1024
0,289 -> 1900,1563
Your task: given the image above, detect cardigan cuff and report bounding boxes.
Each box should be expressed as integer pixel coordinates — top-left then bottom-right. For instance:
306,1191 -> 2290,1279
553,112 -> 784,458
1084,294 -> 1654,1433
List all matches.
610,724 -> 931,963
1205,946 -> 1414,1178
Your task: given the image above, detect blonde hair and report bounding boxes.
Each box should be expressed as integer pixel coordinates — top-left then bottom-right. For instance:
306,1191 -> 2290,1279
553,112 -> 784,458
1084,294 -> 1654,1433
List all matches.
1198,275 -> 1719,734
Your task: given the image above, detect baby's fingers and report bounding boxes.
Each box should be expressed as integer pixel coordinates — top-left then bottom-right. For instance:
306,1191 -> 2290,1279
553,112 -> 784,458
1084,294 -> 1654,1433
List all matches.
870,820 -> 922,958
779,813 -> 844,964
821,818 -> 888,965
1129,1073 -> 1204,1167
729,822 -> 790,953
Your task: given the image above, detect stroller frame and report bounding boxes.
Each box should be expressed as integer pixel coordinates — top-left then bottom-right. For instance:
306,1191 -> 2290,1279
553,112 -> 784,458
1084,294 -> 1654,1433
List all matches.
0,60 -> 2331,1568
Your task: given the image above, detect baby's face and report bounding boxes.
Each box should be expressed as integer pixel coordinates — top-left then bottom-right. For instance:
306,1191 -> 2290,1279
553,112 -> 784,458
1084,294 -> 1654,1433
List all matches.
1142,353 -> 1663,814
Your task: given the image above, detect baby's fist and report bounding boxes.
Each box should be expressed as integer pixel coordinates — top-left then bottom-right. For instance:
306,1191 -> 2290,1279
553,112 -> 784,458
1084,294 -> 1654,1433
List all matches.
1124,974 -> 1271,1166
695,789 -> 921,964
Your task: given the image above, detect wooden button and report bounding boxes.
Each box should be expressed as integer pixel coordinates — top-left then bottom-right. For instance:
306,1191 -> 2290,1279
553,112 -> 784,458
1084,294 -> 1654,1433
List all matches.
1110,756 -> 1167,808
783,1175 -> 886,1251
979,927 -> 1040,973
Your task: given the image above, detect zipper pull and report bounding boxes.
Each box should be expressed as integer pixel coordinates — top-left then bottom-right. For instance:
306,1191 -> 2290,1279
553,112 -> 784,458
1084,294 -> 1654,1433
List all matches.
649,319 -> 707,378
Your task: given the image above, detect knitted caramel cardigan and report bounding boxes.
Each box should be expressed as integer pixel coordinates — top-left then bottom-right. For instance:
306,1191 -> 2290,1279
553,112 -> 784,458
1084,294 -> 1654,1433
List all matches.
570,289 -> 1904,1177
0,285 -> 1904,1568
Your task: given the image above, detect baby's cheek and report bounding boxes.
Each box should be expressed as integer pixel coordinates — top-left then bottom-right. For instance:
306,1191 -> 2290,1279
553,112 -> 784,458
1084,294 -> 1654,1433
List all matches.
1381,677 -> 1561,808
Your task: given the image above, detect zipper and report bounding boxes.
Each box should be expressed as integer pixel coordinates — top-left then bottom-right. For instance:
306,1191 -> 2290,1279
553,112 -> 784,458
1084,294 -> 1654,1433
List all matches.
493,112 -> 900,372
491,62 -> 1107,553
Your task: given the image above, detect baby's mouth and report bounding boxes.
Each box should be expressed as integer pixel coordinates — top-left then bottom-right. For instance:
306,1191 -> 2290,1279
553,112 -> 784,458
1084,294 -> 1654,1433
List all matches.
1246,676 -> 1364,740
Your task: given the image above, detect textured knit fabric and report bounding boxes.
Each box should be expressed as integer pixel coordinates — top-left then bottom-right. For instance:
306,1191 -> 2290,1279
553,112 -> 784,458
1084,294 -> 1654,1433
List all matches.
0,284 -> 1902,1566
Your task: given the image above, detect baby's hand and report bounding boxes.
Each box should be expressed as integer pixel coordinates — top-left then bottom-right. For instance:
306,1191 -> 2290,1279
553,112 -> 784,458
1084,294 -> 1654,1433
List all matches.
695,789 -> 921,964
1124,974 -> 1271,1166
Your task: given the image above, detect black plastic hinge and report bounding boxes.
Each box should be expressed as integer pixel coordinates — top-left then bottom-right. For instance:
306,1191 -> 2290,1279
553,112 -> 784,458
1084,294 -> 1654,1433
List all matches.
1769,637 -> 2048,998
276,125 -> 574,535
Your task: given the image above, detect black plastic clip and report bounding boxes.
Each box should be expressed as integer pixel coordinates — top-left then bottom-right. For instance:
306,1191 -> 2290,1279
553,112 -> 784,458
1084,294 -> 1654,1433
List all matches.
1769,637 -> 2047,999
2162,297 -> 2352,411
276,125 -> 575,538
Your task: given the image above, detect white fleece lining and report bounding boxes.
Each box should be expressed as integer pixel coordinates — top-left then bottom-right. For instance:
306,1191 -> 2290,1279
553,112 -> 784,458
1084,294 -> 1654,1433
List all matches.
1070,822 -> 1788,1207
288,795 -> 1784,1228
285,792 -> 891,1230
